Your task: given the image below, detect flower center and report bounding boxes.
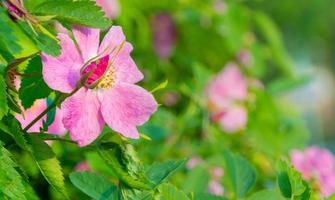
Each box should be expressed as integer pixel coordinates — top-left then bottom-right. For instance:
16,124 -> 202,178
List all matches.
80,55 -> 116,89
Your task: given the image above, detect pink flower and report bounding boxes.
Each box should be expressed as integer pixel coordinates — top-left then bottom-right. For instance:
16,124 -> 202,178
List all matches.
41,26 -> 157,146
74,161 -> 91,172
206,63 -> 248,133
208,180 -> 224,196
210,166 -> 224,179
291,146 -> 335,197
151,13 -> 177,59
186,156 -> 203,169
96,0 -> 120,19
15,99 -> 66,135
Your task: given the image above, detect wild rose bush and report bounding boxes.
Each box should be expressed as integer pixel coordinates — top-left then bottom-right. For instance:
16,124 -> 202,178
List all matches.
0,0 -> 334,199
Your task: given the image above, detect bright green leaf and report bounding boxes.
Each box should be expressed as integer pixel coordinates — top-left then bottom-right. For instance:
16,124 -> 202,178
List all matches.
32,0 -> 112,29
160,183 -> 190,200
27,134 -> 68,199
69,172 -> 118,200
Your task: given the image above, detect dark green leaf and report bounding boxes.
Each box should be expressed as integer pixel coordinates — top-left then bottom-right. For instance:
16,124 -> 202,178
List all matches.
69,172 -> 118,200
27,134 -> 68,198
277,160 -> 307,199
19,56 -> 51,109
0,75 -> 8,119
32,0 -> 112,29
224,151 -> 257,198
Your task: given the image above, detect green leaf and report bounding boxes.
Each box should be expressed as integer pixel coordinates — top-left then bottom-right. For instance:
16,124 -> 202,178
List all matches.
160,183 -> 190,200
27,134 -> 68,199
4,117 -> 31,151
18,22 -> 61,56
145,159 -> 186,187
224,151 -> 257,198
69,172 -> 118,200
0,142 -> 27,200
0,75 -> 8,119
19,56 -> 51,109
182,166 -> 210,193
0,8 -> 22,54
32,0 -> 112,29
248,189 -> 284,200
277,160 -> 307,199
194,193 -> 227,200
97,143 -> 154,190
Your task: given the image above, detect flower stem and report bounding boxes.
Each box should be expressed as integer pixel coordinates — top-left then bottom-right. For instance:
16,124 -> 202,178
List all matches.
22,86 -> 81,132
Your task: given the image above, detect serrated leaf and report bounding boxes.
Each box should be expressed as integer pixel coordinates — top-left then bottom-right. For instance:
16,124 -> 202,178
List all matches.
224,151 -> 257,198
69,172 -> 118,200
97,143 -> 154,190
160,183 -> 190,200
145,159 -> 186,187
0,75 -> 8,119
19,56 -> 51,109
32,0 -> 112,29
27,134 -> 68,199
5,116 -> 31,151
0,142 -> 27,200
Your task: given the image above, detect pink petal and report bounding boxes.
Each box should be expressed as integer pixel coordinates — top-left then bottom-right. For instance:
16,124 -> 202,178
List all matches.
206,63 -> 247,109
61,88 -> 104,146
98,26 -> 125,55
95,0 -> 120,19
15,99 -> 46,132
290,150 -> 311,179
208,180 -> 224,196
218,106 -> 247,133
113,42 -> 143,84
73,26 -> 100,61
98,83 -> 157,138
48,108 -> 67,135
42,33 -> 83,93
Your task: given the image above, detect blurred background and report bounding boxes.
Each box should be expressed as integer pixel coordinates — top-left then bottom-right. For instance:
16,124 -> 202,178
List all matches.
6,0 -> 335,199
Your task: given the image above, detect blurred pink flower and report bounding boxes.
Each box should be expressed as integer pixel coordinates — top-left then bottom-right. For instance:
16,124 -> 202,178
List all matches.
210,166 -> 224,179
208,180 -> 224,196
291,146 -> 335,197
74,161 -> 91,172
96,0 -> 120,19
151,13 -> 177,59
206,63 -> 248,133
15,99 -> 66,135
186,156 -> 203,169
42,26 -> 157,146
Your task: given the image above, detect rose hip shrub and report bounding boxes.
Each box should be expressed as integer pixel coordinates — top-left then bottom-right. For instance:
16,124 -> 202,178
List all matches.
0,0 -> 333,199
